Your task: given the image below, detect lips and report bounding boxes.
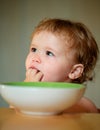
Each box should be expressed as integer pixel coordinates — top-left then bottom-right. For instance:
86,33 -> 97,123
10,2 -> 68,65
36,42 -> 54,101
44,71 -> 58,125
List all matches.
29,66 -> 40,72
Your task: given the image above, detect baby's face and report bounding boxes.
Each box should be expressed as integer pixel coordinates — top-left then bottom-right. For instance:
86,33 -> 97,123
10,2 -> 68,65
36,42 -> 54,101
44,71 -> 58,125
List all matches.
25,31 -> 75,82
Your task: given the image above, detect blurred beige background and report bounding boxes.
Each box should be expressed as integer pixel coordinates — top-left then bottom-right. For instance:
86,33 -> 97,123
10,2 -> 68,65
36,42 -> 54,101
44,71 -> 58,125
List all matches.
0,0 -> 100,108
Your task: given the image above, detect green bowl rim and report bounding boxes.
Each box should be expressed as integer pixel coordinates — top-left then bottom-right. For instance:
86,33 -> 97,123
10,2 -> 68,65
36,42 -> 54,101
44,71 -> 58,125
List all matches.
0,82 -> 85,88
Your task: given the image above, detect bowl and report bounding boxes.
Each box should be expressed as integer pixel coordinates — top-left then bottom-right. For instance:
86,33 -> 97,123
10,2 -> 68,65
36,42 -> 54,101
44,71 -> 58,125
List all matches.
0,82 -> 86,116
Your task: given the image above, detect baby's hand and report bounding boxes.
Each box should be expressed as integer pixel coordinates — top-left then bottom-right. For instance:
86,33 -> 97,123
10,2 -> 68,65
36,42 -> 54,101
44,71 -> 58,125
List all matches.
24,68 -> 43,82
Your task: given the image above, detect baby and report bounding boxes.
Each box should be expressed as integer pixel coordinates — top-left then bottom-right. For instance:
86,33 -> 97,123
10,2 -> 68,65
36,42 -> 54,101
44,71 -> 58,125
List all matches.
24,18 -> 99,113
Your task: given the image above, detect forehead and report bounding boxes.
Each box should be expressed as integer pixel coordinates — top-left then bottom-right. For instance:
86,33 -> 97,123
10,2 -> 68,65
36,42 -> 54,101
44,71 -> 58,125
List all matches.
31,31 -> 71,51
32,31 -> 71,46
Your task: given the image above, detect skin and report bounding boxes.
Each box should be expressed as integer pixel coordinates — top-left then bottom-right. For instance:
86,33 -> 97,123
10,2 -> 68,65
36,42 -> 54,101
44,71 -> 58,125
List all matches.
24,31 -> 98,113
25,31 -> 83,82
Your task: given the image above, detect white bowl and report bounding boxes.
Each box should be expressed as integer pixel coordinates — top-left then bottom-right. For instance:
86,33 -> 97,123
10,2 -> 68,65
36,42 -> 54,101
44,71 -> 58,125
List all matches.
0,82 -> 86,116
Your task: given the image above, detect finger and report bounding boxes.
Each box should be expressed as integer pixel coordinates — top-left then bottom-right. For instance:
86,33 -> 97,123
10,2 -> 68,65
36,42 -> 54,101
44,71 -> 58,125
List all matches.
34,71 -> 43,81
25,69 -> 36,82
25,69 -> 43,82
26,68 -> 37,76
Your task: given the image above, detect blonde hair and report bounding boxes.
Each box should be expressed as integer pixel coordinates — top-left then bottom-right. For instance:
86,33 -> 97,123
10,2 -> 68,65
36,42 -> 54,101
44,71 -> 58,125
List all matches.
31,18 -> 99,83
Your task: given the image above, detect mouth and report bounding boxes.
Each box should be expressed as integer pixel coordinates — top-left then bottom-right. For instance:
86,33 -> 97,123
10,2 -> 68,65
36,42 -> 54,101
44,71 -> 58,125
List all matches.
29,66 -> 40,72
28,66 -> 44,81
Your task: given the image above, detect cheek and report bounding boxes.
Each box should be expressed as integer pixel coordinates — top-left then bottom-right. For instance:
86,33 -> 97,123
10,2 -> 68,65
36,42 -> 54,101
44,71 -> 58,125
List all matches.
43,63 -> 67,80
25,55 -> 31,70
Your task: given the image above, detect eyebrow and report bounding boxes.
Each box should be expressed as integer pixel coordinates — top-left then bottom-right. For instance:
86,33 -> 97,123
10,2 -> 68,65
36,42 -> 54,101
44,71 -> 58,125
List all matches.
30,43 -> 37,47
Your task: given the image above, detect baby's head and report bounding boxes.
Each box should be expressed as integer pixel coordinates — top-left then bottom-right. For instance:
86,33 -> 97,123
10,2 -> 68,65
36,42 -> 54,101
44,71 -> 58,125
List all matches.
27,18 -> 99,83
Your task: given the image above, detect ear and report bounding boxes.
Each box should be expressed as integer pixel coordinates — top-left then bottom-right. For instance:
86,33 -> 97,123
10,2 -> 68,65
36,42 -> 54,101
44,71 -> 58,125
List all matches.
68,64 -> 84,80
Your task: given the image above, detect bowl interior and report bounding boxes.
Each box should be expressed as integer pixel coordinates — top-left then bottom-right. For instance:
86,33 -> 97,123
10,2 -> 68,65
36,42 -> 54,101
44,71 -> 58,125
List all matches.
1,82 -> 85,89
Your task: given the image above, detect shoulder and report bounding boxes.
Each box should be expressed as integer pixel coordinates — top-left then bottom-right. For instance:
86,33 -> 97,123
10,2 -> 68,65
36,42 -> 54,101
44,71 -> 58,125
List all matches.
64,97 -> 98,113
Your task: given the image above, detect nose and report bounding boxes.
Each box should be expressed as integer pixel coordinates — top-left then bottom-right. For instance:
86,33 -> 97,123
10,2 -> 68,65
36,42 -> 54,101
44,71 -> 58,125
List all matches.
32,54 -> 41,63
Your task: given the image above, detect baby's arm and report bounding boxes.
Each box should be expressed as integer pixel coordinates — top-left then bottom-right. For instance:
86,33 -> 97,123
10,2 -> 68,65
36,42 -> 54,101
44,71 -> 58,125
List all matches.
64,97 -> 98,113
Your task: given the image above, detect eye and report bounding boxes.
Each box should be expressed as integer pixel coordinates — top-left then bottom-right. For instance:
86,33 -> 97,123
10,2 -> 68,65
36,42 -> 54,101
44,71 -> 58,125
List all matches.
46,51 -> 54,56
31,47 -> 37,52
